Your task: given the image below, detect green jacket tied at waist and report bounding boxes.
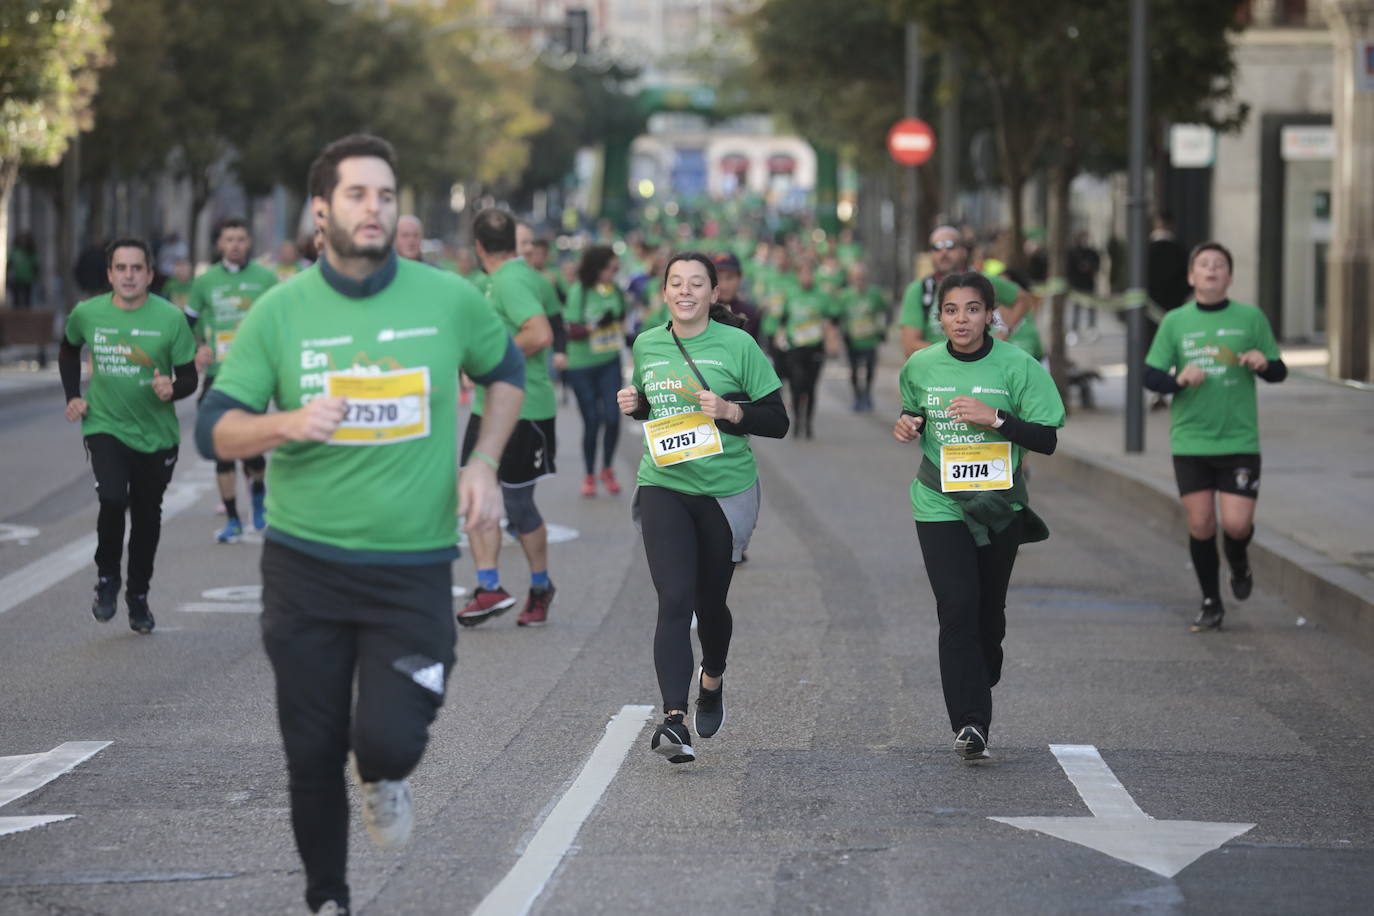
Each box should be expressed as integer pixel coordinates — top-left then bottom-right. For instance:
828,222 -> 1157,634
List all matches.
916,456 -> 1050,547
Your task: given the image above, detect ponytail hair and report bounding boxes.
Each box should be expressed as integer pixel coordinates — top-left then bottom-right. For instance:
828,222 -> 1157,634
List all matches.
663,250 -> 744,328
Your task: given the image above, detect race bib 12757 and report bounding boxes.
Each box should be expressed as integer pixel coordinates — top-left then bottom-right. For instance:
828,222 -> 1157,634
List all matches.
644,410 -> 723,468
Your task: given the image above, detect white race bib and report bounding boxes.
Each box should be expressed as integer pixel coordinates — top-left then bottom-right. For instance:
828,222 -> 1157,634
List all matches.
590,321 -> 623,354
848,315 -> 876,339
940,441 -> 1013,492
791,319 -> 823,347
644,411 -> 723,467
325,367 -> 431,446
215,329 -> 236,360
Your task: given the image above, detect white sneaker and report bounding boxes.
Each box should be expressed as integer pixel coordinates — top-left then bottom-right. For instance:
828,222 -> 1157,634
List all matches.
350,753 -> 413,849
315,902 -> 347,915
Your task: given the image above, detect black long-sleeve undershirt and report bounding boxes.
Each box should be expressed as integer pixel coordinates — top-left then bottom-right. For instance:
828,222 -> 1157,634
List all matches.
901,407 -> 1056,455
1145,359 -> 1288,394
629,388 -> 789,439
60,337 -> 197,402
549,314 -> 568,354
59,338 -> 83,401
998,414 -> 1057,455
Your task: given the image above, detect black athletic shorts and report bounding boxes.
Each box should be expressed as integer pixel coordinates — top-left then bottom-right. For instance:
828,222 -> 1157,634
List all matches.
198,371 -> 216,404
461,415 -> 557,486
1172,453 -> 1261,498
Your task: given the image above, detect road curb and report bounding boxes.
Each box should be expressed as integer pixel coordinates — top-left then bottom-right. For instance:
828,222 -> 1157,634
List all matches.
1042,445 -> 1374,654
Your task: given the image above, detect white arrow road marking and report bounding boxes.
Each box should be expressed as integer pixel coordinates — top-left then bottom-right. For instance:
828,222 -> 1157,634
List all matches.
0,481 -> 208,616
990,744 -> 1255,878
0,741 -> 111,838
471,705 -> 654,916
0,523 -> 40,544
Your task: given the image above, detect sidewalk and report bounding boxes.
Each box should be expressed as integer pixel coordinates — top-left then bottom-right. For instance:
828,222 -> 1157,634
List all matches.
869,325 -> 1374,651
0,346 -> 62,408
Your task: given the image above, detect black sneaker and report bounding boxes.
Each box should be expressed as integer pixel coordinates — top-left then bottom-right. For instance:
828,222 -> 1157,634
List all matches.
92,576 -> 120,622
954,724 -> 991,762
1230,567 -> 1253,601
127,592 -> 155,635
693,669 -> 724,739
1190,597 -> 1224,632
650,714 -> 696,764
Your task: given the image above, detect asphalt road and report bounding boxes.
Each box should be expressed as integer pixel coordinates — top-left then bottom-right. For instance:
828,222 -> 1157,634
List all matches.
1,369 -> 1370,915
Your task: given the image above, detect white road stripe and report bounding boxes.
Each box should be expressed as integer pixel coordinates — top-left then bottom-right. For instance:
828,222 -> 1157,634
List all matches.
0,741 -> 112,808
471,704 -> 654,916
1048,744 -> 1149,820
0,481 -> 207,616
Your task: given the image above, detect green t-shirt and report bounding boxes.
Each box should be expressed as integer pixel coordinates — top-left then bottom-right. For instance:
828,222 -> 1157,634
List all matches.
1144,300 -> 1281,456
899,338 -> 1065,522
161,276 -> 193,312
64,293 -> 197,453
632,321 -> 782,497
212,261 -> 513,554
565,281 -> 626,369
842,285 -> 888,350
463,270 -> 490,295
899,272 -> 1017,343
1007,313 -> 1044,360
187,262 -> 278,377
782,285 -> 839,348
473,258 -> 556,421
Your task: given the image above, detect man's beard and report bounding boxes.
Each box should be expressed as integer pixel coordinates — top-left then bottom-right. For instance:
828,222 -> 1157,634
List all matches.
324,214 -> 394,263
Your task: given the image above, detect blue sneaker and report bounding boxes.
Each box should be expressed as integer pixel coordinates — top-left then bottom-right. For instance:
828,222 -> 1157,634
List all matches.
216,519 -> 244,543
251,489 -> 266,531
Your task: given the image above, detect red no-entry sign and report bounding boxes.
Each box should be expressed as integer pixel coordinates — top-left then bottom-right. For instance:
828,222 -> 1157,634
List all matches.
888,118 -> 936,167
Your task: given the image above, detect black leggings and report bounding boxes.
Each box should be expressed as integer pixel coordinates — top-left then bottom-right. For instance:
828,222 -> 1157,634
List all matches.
847,345 -> 876,400
84,434 -> 178,594
916,516 -> 1022,738
260,539 -> 455,913
639,485 -> 736,713
787,345 -> 824,434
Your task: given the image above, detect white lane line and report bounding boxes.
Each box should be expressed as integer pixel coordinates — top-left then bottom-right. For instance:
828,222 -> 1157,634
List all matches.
0,481 -> 207,615
0,741 -> 112,808
471,704 -> 654,916
0,814 -> 75,837
1048,744 -> 1148,820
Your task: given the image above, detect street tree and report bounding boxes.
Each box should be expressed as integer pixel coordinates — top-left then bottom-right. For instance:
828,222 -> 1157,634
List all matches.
897,0 -> 1247,394
0,0 -> 110,298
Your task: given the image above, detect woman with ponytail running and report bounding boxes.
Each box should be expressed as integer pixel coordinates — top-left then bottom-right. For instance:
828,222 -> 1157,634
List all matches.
618,252 -> 789,763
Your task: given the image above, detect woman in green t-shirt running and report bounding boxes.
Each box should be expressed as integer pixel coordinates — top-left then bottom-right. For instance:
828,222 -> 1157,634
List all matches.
565,245 -> 628,497
618,252 -> 789,764
894,271 -> 1065,763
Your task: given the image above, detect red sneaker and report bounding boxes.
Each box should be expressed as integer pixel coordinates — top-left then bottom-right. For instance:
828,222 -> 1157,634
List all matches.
516,584 -> 555,627
457,587 -> 516,627
581,474 -> 596,498
599,467 -> 621,495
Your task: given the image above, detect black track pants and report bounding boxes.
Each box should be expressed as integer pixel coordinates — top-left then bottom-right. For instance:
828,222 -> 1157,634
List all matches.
84,433 -> 178,594
260,539 -> 456,913
916,516 -> 1022,737
639,485 -> 736,713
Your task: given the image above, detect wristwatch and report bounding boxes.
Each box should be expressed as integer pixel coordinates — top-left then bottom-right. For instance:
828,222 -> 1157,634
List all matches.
992,409 -> 1009,429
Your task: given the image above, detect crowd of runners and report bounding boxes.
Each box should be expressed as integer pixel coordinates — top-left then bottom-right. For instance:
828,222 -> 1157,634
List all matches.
54,132 -> 1285,915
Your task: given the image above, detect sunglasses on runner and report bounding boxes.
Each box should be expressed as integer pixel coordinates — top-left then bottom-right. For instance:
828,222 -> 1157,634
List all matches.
930,240 -> 961,251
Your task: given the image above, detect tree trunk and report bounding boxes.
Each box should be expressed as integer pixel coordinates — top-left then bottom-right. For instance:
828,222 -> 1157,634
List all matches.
188,170 -> 210,267
1047,72 -> 1080,404
1047,159 -> 1072,401
0,158 -> 17,301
